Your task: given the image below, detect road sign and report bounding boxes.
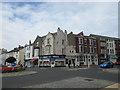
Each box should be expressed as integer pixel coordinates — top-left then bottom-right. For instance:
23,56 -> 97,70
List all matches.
11,63 -> 16,67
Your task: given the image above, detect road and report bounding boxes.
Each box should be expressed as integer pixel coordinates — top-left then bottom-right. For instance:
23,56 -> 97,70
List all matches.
2,66 -> 119,88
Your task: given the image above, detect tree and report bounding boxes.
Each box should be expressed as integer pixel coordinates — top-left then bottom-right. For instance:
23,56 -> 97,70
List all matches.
5,57 -> 16,63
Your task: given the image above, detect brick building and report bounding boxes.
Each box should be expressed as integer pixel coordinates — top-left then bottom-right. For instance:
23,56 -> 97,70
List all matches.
75,32 -> 98,65
90,34 -> 119,64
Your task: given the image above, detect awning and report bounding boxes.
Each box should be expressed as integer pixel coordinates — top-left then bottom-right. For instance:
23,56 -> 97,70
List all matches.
29,59 -> 38,61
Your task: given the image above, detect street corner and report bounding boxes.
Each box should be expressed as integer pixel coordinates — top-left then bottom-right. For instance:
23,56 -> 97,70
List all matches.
1,70 -> 38,77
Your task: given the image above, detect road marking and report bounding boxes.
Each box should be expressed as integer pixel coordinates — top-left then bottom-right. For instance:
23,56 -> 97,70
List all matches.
105,83 -> 120,88
100,83 -> 120,90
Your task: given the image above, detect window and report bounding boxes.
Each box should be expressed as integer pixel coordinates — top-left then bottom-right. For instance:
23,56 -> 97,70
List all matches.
79,45 -> 81,53
91,39 -> 93,45
91,47 -> 94,53
107,43 -> 108,47
89,39 -> 91,45
100,42 -> 106,46
94,48 -> 96,53
62,48 -> 64,54
36,42 -> 39,47
27,53 -> 30,58
89,47 -> 92,53
84,39 -> 87,45
101,49 -> 106,53
62,40 -> 64,45
47,38 -> 50,45
85,46 -> 87,53
34,49 -> 39,57
27,46 -> 30,51
78,38 -> 83,44
81,46 -> 83,52
111,43 -> 113,47
16,55 -> 18,59
93,40 -> 96,46
107,49 -> 109,53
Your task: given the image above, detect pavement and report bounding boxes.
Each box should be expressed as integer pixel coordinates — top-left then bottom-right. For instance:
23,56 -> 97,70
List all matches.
1,70 -> 37,77
23,76 -> 115,88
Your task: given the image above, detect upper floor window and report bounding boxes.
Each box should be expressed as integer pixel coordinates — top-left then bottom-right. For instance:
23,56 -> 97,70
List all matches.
84,39 -> 87,45
89,39 -> 92,45
79,38 -> 83,44
27,53 -> 30,58
36,42 -> 39,47
47,38 -> 50,45
62,40 -> 64,45
93,40 -> 96,46
100,42 -> 106,47
27,46 -> 30,51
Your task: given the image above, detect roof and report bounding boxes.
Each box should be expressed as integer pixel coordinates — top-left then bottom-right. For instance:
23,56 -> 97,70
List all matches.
51,32 -> 57,38
8,46 -> 24,53
90,34 -> 119,40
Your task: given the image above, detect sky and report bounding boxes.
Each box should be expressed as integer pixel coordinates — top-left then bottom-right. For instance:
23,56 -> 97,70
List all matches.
0,2 -> 118,51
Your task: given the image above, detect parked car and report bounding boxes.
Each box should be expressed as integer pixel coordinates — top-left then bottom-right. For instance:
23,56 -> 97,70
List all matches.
113,61 -> 120,65
100,61 -> 114,68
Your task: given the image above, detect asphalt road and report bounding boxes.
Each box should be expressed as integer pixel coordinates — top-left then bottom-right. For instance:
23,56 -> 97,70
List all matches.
2,66 -> 119,88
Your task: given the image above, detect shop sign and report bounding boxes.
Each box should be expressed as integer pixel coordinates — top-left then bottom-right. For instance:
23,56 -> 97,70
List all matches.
65,56 -> 76,59
39,55 -> 65,59
110,56 -> 118,59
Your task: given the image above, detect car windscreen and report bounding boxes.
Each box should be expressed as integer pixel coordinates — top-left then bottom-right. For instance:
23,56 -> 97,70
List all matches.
103,62 -> 108,64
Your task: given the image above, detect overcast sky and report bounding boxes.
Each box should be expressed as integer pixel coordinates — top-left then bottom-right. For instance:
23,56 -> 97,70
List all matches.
1,2 -> 118,51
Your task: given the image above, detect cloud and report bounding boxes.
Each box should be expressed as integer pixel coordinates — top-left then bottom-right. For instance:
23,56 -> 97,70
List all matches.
1,2 -> 118,51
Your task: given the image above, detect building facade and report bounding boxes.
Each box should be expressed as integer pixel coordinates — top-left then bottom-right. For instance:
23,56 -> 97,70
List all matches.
66,32 -> 77,66
25,41 -> 33,67
115,39 -> 120,62
0,48 -> 7,65
90,34 -> 119,64
75,32 -> 98,65
38,28 -> 67,67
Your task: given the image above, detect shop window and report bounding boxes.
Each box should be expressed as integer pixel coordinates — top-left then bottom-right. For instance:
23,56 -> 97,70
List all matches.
66,59 -> 68,64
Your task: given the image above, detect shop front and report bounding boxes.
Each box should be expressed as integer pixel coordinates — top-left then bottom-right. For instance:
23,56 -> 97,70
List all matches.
109,55 -> 117,63
65,56 -> 77,67
25,59 -> 38,68
38,55 -> 66,67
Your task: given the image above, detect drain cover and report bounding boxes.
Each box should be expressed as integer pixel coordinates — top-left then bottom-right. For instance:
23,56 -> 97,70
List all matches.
84,78 -> 94,81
